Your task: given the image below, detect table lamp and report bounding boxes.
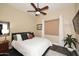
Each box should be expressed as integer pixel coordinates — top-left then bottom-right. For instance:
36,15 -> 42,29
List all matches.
2,22 -> 9,40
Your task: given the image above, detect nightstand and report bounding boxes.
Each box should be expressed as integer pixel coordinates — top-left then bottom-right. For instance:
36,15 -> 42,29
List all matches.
0,40 -> 9,53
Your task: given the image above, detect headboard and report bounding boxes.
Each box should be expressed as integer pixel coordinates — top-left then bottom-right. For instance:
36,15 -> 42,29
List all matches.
11,32 -> 34,41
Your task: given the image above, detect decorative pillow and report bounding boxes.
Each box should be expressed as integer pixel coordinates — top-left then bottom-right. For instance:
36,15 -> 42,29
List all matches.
16,34 -> 22,41
31,32 -> 34,37
27,33 -> 33,39
28,32 -> 34,37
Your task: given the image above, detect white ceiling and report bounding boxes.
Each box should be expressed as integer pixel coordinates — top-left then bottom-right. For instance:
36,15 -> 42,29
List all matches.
9,3 -> 53,16
10,3 -> 75,10
1,3 -> 76,16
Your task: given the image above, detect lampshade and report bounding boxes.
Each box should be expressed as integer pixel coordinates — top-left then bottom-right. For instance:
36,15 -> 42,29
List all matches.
2,29 -> 9,35
1,24 -> 9,35
36,11 -> 40,15
3,24 -> 7,29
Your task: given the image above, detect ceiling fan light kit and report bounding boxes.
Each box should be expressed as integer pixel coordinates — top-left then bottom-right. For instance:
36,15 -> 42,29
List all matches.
27,3 -> 49,16
36,11 -> 40,15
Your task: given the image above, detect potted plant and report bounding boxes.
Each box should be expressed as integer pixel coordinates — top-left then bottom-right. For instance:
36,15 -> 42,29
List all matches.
64,34 -> 79,51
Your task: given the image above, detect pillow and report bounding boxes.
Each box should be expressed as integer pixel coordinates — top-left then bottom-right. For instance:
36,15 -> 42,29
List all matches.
21,33 -> 28,40
13,35 -> 17,41
16,34 -> 22,41
30,32 -> 35,37
27,33 -> 33,39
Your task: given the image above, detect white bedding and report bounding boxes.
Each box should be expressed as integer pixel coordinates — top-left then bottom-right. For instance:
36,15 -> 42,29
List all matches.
12,37 -> 52,56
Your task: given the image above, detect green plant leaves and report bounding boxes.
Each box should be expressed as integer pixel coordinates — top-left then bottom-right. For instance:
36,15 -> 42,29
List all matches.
64,34 -> 79,49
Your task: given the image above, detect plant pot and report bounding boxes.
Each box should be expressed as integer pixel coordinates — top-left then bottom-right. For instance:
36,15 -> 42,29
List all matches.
66,47 -> 74,52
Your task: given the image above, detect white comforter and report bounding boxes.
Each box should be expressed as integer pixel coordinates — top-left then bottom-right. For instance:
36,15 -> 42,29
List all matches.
12,37 -> 52,56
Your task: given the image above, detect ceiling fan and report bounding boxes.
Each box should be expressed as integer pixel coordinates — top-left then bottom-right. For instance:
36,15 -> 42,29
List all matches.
27,3 -> 49,16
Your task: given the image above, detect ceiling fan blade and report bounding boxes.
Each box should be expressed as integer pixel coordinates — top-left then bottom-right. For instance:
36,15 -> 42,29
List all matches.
40,6 -> 48,11
31,3 -> 38,11
40,12 -> 47,15
27,10 -> 36,12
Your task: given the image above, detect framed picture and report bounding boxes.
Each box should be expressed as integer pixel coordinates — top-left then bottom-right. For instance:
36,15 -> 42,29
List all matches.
37,24 -> 42,30
72,11 -> 79,34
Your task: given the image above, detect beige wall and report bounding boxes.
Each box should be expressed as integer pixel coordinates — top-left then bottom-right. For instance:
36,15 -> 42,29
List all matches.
75,3 -> 79,13
35,3 -> 77,44
35,16 -> 42,37
0,4 -> 36,41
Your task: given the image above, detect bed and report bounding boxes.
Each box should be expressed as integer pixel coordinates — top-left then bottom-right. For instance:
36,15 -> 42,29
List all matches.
11,32 -> 52,56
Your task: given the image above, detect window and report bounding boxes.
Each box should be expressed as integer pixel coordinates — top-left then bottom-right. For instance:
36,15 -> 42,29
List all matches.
44,19 -> 59,35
